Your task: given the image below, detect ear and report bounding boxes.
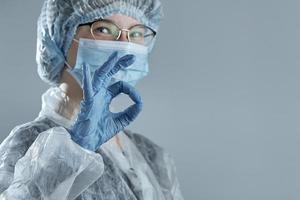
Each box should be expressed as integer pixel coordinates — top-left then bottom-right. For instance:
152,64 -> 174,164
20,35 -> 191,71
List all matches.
65,39 -> 79,68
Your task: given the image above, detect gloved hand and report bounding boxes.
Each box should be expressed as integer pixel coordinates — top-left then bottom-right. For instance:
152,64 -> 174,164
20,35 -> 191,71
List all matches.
68,51 -> 143,151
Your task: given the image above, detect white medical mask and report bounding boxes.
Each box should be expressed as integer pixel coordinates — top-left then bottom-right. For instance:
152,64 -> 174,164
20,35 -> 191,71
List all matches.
66,38 -> 149,87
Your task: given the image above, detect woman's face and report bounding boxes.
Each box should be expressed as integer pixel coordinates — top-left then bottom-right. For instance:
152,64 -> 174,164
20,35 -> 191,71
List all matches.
66,13 -> 141,68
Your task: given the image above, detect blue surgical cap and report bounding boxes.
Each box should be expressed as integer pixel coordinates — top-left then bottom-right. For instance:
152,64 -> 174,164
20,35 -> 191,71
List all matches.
36,0 -> 164,85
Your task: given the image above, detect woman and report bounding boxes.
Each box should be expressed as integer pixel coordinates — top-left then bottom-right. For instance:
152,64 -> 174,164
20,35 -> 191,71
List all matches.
0,0 -> 184,199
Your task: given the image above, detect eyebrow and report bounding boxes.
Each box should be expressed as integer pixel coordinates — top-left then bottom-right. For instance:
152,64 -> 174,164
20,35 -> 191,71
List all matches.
78,18 -> 143,29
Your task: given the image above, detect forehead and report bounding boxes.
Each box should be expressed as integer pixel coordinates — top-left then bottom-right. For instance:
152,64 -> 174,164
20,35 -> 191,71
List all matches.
104,13 -> 141,27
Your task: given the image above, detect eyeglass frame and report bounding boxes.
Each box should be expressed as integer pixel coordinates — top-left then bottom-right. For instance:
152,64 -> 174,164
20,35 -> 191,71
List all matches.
78,18 -> 157,45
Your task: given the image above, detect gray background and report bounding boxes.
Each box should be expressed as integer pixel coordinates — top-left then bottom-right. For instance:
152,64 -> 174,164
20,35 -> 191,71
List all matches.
0,0 -> 300,199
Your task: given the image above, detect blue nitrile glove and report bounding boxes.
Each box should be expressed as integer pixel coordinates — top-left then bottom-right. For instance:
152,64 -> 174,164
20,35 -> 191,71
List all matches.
68,52 -> 143,151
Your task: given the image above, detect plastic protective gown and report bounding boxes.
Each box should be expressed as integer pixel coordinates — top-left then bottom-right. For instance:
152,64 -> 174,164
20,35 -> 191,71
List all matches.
0,87 -> 184,200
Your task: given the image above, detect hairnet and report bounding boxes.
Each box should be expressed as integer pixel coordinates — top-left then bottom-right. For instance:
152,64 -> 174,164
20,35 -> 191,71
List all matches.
36,0 -> 164,85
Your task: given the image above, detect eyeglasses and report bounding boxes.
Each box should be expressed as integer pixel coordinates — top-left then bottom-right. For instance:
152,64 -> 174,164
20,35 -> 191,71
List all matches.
79,19 -> 156,46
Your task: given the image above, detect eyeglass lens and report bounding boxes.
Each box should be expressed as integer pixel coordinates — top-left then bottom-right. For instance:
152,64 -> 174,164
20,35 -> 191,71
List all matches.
90,20 -> 155,46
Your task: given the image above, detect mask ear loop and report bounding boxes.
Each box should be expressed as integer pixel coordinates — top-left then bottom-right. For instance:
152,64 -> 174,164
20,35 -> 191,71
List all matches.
64,60 -> 73,70
73,38 -> 80,43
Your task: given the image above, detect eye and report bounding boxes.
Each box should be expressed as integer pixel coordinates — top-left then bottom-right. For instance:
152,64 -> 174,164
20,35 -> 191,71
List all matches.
130,31 -> 144,38
95,26 -> 111,34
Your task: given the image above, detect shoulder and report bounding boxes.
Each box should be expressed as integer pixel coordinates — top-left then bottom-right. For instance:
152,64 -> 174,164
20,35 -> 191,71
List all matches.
6,117 -> 58,141
123,129 -> 180,194
123,129 -> 174,170
0,117 -> 59,155
123,129 -> 165,158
